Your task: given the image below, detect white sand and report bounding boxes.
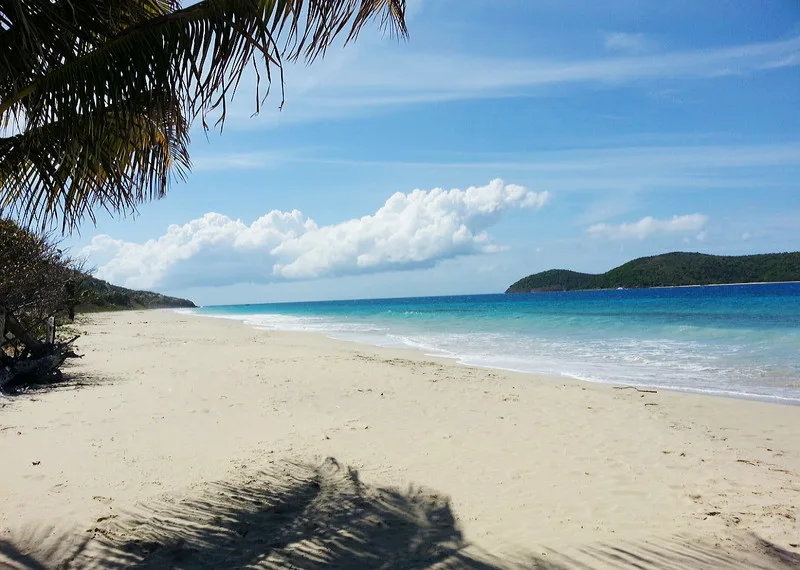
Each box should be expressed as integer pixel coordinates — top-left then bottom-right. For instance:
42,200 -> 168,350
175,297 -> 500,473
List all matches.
1,310 -> 798,568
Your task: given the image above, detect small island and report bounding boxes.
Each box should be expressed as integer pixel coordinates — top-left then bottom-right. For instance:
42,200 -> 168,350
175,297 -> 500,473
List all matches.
506,251 -> 800,293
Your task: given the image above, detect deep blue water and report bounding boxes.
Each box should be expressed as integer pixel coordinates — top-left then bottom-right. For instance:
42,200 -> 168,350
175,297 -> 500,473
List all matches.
189,283 -> 800,403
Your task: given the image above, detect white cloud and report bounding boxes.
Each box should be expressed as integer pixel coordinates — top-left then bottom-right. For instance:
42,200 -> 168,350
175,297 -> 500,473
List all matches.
193,143 -> 800,195
191,151 -> 295,171
604,32 -> 652,54
82,179 -> 549,289
586,214 -> 708,240
224,34 -> 800,128
741,232 -> 752,240
312,143 -> 800,173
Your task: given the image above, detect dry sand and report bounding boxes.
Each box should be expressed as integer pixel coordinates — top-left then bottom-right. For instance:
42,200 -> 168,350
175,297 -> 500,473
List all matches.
1,310 -> 799,569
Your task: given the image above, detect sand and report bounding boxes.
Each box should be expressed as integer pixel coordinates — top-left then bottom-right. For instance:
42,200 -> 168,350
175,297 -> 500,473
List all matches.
1,310 -> 798,569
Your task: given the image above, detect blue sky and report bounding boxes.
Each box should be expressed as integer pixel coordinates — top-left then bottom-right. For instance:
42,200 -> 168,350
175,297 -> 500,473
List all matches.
72,0 -> 800,305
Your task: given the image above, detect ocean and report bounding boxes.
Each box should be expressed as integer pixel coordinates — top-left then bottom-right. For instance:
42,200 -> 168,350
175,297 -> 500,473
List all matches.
189,283 -> 800,404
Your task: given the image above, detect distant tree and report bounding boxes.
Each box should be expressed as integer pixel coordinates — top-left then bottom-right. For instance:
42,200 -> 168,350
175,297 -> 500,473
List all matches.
0,0 -> 407,231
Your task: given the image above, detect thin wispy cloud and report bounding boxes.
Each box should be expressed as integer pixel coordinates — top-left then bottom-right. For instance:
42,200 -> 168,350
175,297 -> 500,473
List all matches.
223,34 -> 800,128
82,180 -> 550,289
194,142 -> 800,173
587,214 -> 709,240
304,143 -> 800,172
604,32 -> 653,54
191,151 -> 298,171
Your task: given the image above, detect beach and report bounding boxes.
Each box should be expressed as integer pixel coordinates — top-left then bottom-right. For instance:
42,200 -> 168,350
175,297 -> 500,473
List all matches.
1,309 -> 799,568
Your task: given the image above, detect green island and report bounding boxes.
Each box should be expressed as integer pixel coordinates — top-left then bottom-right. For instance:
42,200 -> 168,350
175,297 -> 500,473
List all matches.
506,251 -> 800,293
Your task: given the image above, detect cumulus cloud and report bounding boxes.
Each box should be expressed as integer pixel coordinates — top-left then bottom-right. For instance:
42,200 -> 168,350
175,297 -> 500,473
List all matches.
82,179 -> 549,289
586,214 -> 708,240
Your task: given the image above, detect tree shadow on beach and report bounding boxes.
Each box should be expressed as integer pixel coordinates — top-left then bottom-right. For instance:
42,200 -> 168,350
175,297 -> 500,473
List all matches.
1,457 -> 798,570
0,367 -> 109,398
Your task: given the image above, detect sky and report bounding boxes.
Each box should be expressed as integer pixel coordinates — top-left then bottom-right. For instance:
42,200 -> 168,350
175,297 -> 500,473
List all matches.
70,0 -> 800,306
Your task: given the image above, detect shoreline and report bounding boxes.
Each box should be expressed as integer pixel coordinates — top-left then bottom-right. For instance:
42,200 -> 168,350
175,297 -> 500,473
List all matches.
189,308 -> 800,407
2,310 -> 799,568
331,330 -> 800,406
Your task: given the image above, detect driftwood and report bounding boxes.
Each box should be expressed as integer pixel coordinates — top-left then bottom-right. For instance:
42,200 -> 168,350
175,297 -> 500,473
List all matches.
0,350 -> 65,389
2,310 -> 46,356
613,386 -> 658,394
0,307 -> 80,391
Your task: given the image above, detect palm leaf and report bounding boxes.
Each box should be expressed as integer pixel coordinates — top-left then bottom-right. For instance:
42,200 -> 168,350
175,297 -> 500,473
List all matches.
0,0 -> 407,231
1,92 -> 189,231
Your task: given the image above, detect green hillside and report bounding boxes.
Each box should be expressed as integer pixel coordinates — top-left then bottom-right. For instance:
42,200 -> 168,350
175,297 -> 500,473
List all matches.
76,276 -> 196,311
506,252 -> 800,293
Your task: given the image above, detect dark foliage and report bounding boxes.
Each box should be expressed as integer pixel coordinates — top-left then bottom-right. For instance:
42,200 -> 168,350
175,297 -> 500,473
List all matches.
0,218 -> 85,387
77,276 -> 195,311
507,251 -> 800,293
0,218 -> 81,334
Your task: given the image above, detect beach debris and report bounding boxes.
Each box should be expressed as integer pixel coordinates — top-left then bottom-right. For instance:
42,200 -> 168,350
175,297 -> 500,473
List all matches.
1,309 -> 81,392
613,386 -> 658,394
736,459 -> 759,466
32,460 -> 40,466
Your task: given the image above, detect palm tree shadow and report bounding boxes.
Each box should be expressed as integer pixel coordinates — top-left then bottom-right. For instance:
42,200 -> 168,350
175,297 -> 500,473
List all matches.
2,456 -> 798,569
0,457 -> 517,570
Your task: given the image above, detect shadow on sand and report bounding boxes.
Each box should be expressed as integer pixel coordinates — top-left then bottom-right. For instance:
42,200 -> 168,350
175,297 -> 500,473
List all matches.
0,369 -> 109,398
1,457 -> 798,569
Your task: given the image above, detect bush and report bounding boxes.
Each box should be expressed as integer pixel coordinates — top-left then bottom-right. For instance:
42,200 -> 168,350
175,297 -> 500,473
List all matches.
0,218 -> 83,351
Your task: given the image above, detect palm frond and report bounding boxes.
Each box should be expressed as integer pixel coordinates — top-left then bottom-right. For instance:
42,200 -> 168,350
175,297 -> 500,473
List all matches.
0,92 -> 189,231
0,1 -> 176,116
0,0 -> 407,231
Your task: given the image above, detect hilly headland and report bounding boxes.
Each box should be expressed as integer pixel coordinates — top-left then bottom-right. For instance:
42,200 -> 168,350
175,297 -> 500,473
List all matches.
506,251 -> 800,293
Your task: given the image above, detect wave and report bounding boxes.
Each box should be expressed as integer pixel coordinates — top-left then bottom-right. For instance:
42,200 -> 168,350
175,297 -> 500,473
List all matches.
185,304 -> 800,405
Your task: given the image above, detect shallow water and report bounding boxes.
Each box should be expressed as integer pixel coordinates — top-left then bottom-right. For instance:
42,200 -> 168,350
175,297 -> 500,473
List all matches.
190,283 -> 800,403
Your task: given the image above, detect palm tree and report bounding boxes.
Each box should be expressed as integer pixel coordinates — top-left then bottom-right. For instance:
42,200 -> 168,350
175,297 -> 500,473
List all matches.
0,0 -> 406,232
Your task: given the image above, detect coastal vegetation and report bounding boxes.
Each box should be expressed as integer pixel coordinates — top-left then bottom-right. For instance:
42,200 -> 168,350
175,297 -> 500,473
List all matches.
1,219 -> 194,391
0,219 -> 81,336
506,251 -> 800,293
77,276 -> 195,312
0,219 -> 82,389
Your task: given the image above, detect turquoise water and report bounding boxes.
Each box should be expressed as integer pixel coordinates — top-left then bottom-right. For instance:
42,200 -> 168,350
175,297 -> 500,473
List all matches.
190,283 -> 800,403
